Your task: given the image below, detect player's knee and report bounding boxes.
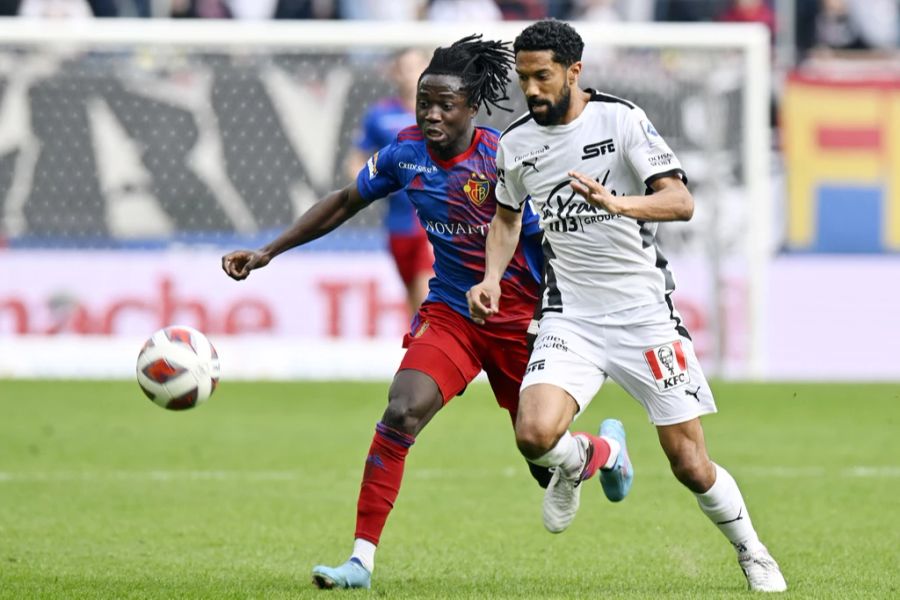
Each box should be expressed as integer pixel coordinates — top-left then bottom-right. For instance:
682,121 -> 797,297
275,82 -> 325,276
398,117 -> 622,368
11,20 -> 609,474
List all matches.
515,420 -> 560,460
381,398 -> 422,434
383,387 -> 440,435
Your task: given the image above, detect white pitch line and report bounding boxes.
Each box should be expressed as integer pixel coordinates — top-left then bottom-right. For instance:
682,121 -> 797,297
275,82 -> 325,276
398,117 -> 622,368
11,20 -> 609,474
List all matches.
0,466 -> 898,483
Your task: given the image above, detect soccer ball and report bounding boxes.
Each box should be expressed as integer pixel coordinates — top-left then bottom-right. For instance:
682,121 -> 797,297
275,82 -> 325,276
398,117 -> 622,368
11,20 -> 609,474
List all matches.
136,325 -> 220,410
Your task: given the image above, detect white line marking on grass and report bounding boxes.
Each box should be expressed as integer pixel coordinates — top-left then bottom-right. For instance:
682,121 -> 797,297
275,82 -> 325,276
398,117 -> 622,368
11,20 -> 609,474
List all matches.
0,466 -> 898,483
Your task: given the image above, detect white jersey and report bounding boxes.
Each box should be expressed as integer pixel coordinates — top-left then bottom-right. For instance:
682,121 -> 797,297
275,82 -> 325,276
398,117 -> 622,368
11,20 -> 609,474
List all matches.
496,90 -> 686,317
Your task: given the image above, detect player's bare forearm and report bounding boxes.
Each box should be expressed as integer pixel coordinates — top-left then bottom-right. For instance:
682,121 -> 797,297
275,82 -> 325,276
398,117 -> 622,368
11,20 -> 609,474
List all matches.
569,172 -> 693,222
259,184 -> 368,261
483,206 -> 522,284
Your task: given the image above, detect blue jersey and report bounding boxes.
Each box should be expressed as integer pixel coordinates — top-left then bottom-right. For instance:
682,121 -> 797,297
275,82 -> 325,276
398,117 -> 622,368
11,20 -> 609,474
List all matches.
354,98 -> 420,236
357,126 -> 542,326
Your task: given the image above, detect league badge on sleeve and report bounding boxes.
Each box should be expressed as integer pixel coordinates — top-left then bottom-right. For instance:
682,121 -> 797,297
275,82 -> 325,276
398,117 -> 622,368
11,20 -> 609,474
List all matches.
644,341 -> 690,391
640,119 -> 661,148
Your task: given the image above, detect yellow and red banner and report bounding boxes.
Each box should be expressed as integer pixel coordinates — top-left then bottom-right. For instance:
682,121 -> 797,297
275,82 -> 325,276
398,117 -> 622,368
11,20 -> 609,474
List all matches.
782,73 -> 900,252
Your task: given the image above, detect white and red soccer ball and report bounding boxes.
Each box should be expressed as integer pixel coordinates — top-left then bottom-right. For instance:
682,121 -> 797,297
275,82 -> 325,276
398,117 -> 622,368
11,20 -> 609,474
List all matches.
136,325 -> 220,410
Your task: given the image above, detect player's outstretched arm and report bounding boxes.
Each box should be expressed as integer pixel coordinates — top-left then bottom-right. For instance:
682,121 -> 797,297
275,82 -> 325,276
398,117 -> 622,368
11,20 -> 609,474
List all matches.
467,205 -> 522,324
222,183 -> 369,281
568,171 -> 693,222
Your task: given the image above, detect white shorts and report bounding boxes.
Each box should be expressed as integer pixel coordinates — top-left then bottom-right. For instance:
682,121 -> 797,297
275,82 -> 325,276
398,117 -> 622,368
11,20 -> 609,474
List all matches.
521,300 -> 717,426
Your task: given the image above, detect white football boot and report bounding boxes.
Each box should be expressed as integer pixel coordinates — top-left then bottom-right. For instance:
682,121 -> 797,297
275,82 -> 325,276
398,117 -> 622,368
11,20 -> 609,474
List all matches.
541,436 -> 589,533
738,545 -> 787,592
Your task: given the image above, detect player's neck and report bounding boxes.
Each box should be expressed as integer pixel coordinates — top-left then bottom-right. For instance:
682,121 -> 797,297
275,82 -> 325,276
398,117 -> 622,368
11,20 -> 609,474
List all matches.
558,88 -> 591,126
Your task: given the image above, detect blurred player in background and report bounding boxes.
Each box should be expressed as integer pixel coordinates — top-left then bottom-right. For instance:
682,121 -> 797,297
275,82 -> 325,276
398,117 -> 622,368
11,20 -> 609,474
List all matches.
468,19 -> 787,593
344,48 -> 434,317
222,34 -> 605,591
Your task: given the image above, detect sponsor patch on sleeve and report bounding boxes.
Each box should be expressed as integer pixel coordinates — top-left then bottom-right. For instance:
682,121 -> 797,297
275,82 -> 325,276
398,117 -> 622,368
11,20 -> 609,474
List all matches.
366,151 -> 379,179
643,340 -> 690,391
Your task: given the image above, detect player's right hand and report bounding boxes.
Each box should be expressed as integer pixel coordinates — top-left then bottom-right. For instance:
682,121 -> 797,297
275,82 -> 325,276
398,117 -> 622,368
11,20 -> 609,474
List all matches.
466,280 -> 501,325
221,250 -> 271,281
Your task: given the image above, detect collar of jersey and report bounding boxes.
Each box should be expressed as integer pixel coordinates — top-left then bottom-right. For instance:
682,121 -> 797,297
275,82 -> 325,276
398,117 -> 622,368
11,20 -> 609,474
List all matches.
426,128 -> 483,170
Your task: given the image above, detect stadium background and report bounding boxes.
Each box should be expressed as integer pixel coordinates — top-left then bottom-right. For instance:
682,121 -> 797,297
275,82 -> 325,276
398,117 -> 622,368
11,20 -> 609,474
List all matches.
2,2 -> 898,381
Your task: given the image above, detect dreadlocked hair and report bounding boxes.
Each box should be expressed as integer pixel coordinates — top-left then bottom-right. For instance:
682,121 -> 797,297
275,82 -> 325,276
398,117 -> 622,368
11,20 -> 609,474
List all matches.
421,34 -> 514,115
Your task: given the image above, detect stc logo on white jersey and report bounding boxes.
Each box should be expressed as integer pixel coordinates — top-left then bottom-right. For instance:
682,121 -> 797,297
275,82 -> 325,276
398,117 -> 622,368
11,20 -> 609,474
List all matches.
644,340 -> 691,391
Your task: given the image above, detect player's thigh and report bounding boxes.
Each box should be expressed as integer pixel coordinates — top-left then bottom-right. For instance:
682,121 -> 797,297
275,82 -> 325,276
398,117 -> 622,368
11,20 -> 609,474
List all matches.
399,302 -> 482,403
520,317 -> 607,420
481,325 -> 532,416
606,304 -> 717,426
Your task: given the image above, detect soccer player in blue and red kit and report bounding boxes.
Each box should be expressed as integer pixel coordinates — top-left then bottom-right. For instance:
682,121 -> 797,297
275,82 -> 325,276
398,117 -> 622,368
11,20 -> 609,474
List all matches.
222,35 -> 616,590
344,48 -> 434,317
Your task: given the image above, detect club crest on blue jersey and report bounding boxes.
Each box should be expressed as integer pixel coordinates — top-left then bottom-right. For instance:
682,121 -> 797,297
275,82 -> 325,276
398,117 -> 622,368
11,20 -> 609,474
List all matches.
463,172 -> 490,206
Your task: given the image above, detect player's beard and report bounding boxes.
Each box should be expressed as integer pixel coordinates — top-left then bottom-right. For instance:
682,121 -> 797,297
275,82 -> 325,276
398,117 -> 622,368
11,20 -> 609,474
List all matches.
528,85 -> 571,126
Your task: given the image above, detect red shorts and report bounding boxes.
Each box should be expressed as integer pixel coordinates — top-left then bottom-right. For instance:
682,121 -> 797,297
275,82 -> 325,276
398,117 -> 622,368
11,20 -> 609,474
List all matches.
398,301 -> 531,417
389,231 -> 433,286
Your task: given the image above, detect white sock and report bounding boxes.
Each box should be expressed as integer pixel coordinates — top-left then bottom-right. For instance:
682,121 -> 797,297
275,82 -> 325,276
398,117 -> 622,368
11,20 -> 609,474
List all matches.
695,464 -> 762,554
529,431 -> 584,478
351,538 -> 376,573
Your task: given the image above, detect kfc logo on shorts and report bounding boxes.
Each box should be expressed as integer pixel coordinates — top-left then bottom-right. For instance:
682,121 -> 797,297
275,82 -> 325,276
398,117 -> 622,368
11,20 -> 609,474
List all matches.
644,341 -> 690,391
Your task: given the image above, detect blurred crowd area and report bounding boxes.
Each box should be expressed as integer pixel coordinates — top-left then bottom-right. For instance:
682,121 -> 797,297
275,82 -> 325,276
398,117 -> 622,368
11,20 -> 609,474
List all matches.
0,0 -> 897,66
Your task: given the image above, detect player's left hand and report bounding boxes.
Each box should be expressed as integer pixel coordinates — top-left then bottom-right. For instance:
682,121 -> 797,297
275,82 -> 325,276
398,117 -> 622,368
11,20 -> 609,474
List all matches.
568,170 -> 627,215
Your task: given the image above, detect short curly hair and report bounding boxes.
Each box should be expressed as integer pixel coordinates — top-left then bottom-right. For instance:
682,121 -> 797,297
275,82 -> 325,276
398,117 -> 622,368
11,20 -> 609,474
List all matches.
513,19 -> 584,67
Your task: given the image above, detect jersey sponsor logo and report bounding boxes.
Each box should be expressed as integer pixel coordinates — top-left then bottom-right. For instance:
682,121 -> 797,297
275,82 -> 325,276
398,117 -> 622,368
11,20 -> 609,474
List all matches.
524,359 -> 546,374
644,340 -> 690,392
641,119 -> 662,147
463,172 -> 491,206
648,152 -> 673,167
398,161 -> 437,174
540,173 -> 618,233
366,151 -> 379,179
514,144 -> 550,162
422,219 -> 490,236
581,138 -> 616,160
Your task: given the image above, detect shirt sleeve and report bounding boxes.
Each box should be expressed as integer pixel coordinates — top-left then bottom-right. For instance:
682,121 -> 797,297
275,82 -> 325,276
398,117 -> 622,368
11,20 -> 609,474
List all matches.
521,197 -> 542,237
622,107 -> 687,186
494,142 -> 528,212
355,143 -> 403,203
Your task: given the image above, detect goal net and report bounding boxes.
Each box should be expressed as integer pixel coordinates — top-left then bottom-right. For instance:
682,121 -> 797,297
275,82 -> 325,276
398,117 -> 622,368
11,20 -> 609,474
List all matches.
0,19 -> 770,379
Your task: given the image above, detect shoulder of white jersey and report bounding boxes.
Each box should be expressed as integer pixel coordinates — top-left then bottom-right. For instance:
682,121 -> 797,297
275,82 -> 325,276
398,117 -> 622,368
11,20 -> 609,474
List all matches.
499,111 -> 534,141
586,89 -> 638,110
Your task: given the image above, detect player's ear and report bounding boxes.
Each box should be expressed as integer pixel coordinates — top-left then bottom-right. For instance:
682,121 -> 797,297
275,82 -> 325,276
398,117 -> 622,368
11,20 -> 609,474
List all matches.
567,61 -> 582,86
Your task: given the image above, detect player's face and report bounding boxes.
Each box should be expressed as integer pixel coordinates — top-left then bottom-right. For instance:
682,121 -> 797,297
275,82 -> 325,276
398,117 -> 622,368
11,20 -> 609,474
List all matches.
515,50 -> 578,126
415,74 -> 477,155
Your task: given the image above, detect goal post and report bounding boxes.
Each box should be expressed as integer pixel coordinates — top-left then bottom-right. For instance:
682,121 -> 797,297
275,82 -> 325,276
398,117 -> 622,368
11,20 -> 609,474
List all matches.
0,18 -> 771,380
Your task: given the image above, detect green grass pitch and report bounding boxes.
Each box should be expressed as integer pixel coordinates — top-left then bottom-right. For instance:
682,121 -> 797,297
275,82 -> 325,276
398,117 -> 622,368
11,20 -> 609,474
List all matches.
1,379 -> 898,599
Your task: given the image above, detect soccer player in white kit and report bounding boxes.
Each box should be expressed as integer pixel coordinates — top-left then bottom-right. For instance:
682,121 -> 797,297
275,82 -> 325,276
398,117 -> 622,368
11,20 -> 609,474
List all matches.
468,19 -> 786,593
